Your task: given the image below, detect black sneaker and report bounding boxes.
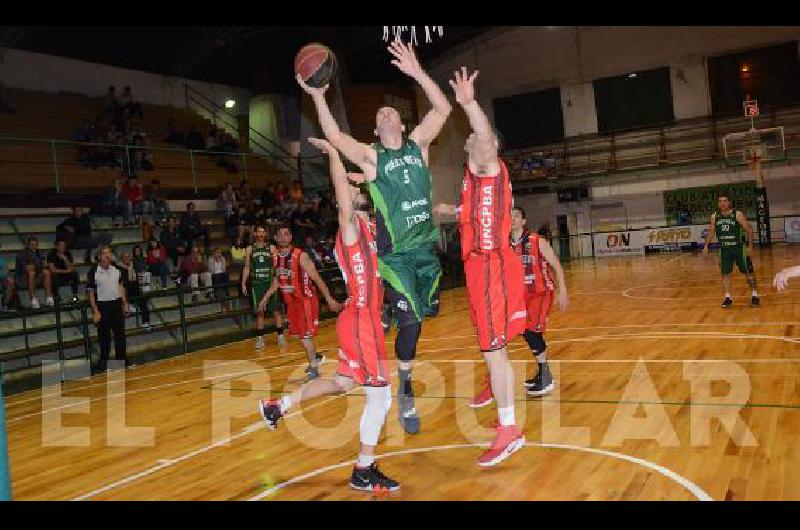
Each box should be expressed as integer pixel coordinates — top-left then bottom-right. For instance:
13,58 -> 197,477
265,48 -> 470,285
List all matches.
750,296 -> 760,308
349,463 -> 400,493
721,297 -> 733,308
381,304 -> 392,332
526,365 -> 555,397
398,390 -> 420,435
258,399 -> 283,430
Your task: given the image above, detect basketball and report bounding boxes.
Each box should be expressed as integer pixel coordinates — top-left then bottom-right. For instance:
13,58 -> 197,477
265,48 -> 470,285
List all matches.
294,43 -> 337,88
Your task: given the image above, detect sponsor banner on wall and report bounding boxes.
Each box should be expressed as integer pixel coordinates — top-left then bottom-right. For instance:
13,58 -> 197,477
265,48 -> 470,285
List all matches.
593,225 -> 709,257
593,231 -> 645,257
786,217 -> 800,243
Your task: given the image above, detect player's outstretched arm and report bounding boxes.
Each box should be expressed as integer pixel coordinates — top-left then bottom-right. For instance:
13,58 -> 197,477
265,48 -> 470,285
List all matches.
703,214 -> 716,254
308,138 -> 357,246
538,237 -> 569,311
774,265 -> 800,292
241,246 -> 252,295
297,75 -> 377,177
449,67 -> 496,169
299,251 -> 342,312
388,41 -> 451,157
736,210 -> 756,254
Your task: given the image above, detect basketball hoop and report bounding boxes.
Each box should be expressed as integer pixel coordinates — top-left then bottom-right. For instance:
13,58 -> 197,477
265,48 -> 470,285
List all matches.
382,26 -> 444,46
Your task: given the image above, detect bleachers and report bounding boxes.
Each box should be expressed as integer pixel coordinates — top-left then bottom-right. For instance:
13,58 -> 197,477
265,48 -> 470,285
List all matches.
0,87 -> 290,194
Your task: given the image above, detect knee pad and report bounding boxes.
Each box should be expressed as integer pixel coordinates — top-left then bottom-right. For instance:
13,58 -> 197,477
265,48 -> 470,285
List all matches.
523,330 -> 546,354
360,385 -> 392,446
395,322 -> 422,362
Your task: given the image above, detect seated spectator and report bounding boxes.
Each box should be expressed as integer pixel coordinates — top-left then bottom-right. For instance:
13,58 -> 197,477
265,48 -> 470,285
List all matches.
179,202 -> 211,252
119,251 -> 152,331
230,235 -> 248,268
131,137 -> 155,174
275,182 -> 288,204
290,179 -> 305,204
303,235 -> 323,268
0,244 -> 17,311
119,86 -> 144,121
145,179 -> 169,225
47,240 -> 80,303
179,246 -> 212,302
160,217 -> 187,269
73,119 -> 96,165
260,183 -> 277,211
56,206 -> 114,264
208,247 -> 230,306
321,235 -> 336,265
164,118 -> 185,145
145,239 -> 170,289
225,205 -> 244,244
122,175 -> 147,226
290,202 -> 316,244
102,178 -> 126,227
186,125 -> 205,150
15,236 -> 53,309
218,182 -> 237,217
238,180 -> 253,208
132,244 -> 147,278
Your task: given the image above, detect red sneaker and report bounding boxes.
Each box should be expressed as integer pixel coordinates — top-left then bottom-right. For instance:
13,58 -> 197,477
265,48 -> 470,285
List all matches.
477,425 -> 525,467
469,376 -> 494,408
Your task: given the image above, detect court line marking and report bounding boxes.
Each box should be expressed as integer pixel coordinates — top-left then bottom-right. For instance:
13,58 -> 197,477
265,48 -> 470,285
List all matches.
248,443 -> 712,502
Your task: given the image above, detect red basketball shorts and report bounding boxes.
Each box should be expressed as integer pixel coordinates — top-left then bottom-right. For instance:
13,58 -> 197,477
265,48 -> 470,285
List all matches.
525,290 -> 554,333
283,294 -> 319,339
464,248 -> 527,351
336,303 -> 389,387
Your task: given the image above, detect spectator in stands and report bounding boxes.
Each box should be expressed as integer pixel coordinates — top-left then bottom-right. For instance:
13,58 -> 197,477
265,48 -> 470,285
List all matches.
218,182 -> 238,217
102,179 -> 126,227
179,202 -> 211,252
179,246 -> 212,303
275,182 -> 288,204
104,86 -> 120,120
290,179 -> 305,204
303,235 -> 323,268
119,250 -> 152,331
260,183 -> 277,211
87,245 -> 129,373
160,217 -> 187,269
321,235 -> 336,265
208,247 -> 230,307
132,245 -> 147,276
120,86 -> 144,121
131,137 -> 155,174
47,240 -> 80,303
230,235 -> 248,269
122,175 -> 146,226
225,204 -> 244,244
57,206 -> 114,264
144,179 -> 169,225
15,236 -> 54,309
290,202 -> 316,244
164,118 -> 185,146
0,244 -> 17,311
186,125 -> 205,151
145,239 -> 170,289
238,180 -> 253,208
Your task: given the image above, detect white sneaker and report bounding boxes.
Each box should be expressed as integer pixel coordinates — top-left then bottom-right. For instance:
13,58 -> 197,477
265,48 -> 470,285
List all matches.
45,297 -> 55,307
31,298 -> 40,309
256,336 -> 265,350
277,334 -> 287,347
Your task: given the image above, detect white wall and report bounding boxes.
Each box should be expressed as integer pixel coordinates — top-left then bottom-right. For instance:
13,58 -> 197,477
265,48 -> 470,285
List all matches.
0,48 -> 251,116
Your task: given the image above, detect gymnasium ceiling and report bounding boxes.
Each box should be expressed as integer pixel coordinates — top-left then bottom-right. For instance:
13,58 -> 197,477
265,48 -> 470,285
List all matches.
0,26 -> 494,94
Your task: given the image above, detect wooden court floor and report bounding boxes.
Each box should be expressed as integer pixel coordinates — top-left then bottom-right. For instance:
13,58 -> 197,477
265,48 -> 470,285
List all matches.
4,246 -> 800,501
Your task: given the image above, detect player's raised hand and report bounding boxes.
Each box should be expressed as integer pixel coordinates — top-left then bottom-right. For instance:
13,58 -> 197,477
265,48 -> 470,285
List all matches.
449,66 -> 479,106
296,73 -> 329,98
388,40 -> 423,79
308,137 -> 334,155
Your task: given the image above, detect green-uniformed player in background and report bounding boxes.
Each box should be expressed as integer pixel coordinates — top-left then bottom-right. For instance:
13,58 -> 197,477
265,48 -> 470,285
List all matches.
241,225 -> 286,349
298,40 -> 452,434
702,193 -> 761,308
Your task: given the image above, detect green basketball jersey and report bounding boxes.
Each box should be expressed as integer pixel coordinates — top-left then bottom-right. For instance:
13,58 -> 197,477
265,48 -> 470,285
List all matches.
715,210 -> 744,248
369,138 -> 440,255
250,244 -> 274,283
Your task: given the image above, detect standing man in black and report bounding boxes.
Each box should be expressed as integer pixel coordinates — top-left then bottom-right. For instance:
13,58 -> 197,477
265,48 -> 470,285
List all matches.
87,246 -> 130,373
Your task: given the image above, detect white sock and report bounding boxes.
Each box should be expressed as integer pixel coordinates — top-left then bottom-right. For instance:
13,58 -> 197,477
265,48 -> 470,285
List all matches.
535,351 -> 547,364
725,292 -> 731,299
279,395 -> 293,413
498,406 -> 515,427
357,454 -> 375,468
752,290 -> 758,297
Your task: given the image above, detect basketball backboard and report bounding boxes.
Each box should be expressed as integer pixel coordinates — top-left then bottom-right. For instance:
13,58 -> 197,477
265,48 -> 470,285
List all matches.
722,126 -> 786,166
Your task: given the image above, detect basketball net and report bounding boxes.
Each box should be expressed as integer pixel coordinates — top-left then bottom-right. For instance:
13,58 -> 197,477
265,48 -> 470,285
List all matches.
382,26 -> 444,46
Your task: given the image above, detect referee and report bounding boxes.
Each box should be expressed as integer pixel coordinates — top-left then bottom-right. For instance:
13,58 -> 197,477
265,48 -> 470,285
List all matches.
87,245 -> 130,373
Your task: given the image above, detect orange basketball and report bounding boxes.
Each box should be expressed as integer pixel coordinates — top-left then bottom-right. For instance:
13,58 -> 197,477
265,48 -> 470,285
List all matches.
294,43 -> 337,89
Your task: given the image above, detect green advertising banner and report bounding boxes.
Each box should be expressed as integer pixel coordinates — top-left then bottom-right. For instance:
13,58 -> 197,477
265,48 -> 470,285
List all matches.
664,181 -> 758,226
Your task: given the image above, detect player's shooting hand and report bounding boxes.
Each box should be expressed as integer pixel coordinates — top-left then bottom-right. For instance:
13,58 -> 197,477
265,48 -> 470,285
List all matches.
448,66 -> 479,106
388,41 -> 423,79
296,73 -> 329,97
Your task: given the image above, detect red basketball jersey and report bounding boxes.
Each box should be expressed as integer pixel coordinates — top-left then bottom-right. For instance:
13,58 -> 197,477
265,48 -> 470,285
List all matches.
458,158 -> 514,261
273,247 -> 317,301
335,215 -> 382,309
511,230 -> 555,295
